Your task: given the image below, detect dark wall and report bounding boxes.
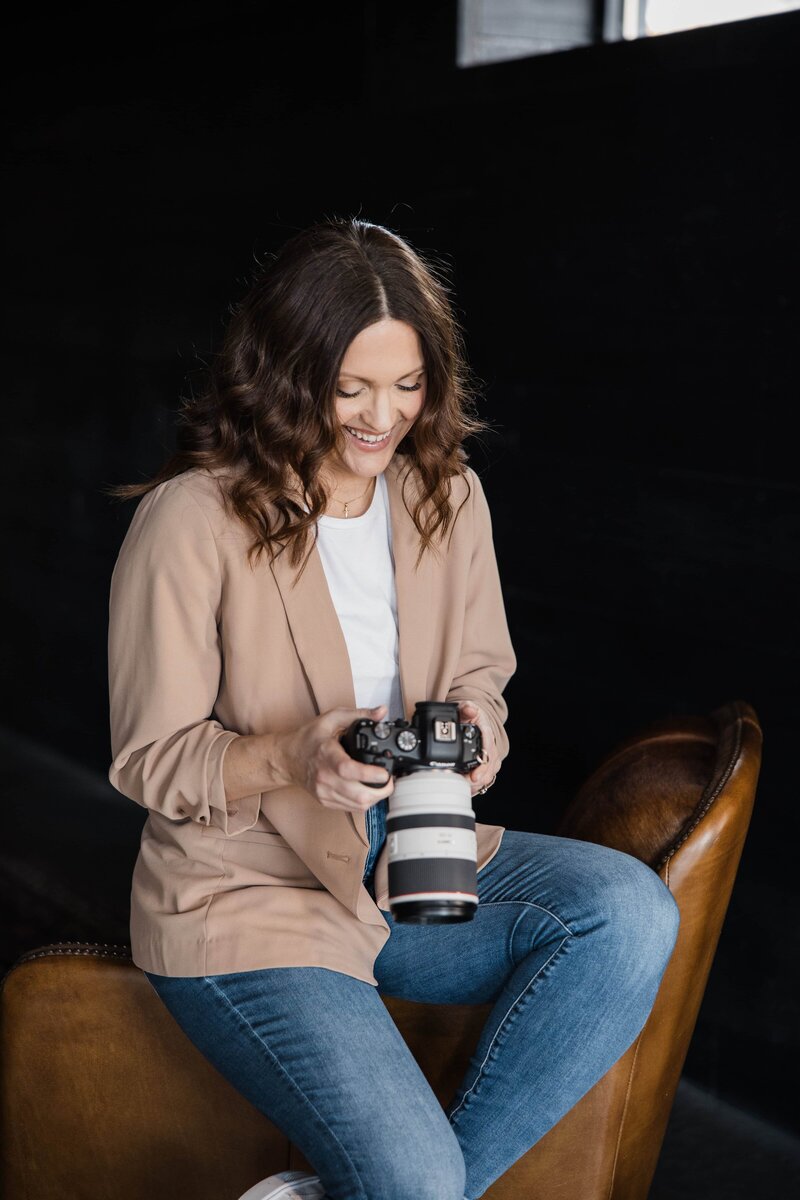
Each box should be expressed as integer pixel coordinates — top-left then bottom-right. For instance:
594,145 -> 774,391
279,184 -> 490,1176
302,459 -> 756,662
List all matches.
3,1 -> 798,1132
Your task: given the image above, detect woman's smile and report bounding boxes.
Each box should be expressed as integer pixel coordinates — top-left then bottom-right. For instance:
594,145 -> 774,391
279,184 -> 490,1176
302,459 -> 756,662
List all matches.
343,423 -> 395,450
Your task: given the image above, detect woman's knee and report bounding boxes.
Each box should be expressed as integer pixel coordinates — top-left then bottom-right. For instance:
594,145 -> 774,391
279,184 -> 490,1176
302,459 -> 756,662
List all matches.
592,847 -> 680,972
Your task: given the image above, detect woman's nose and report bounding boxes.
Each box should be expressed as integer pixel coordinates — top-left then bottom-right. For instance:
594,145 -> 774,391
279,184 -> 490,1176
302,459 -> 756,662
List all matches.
361,392 -> 397,429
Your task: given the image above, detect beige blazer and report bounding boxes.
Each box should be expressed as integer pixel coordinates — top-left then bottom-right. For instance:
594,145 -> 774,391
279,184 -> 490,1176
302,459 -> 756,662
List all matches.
107,454 -> 517,981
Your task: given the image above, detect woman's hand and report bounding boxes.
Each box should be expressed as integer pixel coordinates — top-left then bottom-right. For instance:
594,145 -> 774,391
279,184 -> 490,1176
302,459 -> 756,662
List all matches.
279,704 -> 395,813
457,700 -> 500,796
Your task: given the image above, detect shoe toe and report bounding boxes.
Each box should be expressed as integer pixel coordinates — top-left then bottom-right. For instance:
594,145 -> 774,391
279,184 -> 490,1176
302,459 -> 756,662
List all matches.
236,1169 -> 325,1200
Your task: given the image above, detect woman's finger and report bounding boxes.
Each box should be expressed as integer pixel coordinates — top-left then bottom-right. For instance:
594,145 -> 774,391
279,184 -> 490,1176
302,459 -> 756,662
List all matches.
458,701 -> 495,753
449,702 -> 500,796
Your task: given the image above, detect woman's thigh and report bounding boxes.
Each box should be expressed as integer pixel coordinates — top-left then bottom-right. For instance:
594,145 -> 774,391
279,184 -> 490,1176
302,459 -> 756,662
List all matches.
373,827 -> 678,1004
144,965 -> 466,1200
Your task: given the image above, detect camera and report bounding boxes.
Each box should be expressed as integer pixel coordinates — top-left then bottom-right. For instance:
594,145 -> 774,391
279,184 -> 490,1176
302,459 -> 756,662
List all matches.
339,701 -> 484,924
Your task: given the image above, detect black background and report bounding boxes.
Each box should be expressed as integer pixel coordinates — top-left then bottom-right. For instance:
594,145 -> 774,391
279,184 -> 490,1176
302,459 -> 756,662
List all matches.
3,0 -> 798,1136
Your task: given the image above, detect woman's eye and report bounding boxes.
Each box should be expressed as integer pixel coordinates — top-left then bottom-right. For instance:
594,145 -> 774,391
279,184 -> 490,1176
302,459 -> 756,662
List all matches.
335,380 -> 422,399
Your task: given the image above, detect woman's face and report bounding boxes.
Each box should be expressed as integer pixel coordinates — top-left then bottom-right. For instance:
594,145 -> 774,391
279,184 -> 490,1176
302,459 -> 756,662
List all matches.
322,318 -> 427,495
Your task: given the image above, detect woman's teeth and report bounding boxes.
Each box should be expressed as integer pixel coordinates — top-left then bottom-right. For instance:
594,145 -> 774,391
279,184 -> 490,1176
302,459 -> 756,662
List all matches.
345,425 -> 392,444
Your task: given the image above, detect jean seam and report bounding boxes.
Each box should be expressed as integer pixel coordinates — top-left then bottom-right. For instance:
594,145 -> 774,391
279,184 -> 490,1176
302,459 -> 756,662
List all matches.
476,898 -> 575,936
447,933 -> 572,1123
204,976 -> 368,1200
507,906 -> 526,965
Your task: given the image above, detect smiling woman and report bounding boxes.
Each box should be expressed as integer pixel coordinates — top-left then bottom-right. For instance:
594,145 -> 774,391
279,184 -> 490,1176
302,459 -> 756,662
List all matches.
105,216 -> 492,577
104,215 -> 677,1200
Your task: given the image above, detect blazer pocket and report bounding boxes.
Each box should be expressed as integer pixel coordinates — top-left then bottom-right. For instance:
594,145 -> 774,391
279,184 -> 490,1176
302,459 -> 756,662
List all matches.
200,822 -> 322,888
200,824 -> 292,846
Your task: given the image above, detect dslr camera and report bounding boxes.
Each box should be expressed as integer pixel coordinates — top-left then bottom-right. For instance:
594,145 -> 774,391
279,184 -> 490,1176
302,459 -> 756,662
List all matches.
339,701 -> 485,924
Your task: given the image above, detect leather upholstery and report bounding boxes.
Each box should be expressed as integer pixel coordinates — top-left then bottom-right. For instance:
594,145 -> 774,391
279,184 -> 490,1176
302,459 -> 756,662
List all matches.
0,700 -> 761,1199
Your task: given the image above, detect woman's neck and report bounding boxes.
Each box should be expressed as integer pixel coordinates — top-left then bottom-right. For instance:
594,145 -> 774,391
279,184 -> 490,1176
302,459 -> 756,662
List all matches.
323,472 -> 377,518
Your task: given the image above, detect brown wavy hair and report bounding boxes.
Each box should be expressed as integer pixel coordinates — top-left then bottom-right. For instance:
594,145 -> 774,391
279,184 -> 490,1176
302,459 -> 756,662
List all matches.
104,216 -> 496,578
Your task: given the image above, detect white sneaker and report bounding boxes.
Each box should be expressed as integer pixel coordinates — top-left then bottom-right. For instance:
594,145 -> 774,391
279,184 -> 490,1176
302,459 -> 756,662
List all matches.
236,1170 -> 326,1200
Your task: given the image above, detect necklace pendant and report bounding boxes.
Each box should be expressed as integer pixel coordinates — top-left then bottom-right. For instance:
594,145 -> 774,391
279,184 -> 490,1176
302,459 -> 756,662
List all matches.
344,503 -> 350,518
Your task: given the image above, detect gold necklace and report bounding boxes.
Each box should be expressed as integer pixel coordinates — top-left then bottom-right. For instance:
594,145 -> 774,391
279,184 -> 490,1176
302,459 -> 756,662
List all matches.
333,476 -> 375,518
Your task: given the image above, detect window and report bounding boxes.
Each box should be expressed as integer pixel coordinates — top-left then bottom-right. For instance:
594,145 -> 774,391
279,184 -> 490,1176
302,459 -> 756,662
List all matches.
457,0 -> 600,66
626,0 -> 800,38
457,0 -> 800,66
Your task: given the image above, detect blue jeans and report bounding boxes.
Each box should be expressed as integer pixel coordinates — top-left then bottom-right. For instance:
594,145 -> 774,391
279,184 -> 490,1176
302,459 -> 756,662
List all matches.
144,828 -> 679,1200
363,795 -> 388,891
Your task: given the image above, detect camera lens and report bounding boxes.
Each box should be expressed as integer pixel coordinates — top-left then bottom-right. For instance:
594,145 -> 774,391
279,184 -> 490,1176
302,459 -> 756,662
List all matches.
386,770 -> 477,924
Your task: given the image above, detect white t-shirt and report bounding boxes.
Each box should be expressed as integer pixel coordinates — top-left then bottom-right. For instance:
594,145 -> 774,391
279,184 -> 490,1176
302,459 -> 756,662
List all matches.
313,471 -> 405,722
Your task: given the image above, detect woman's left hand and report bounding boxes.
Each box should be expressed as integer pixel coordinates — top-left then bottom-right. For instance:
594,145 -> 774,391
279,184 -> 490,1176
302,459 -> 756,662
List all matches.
457,700 -> 500,796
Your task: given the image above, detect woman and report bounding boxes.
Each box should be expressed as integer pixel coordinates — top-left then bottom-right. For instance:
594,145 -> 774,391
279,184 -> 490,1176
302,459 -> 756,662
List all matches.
106,217 -> 679,1200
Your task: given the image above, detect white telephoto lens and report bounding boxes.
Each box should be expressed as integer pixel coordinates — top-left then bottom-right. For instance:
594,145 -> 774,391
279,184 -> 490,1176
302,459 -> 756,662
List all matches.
386,770 -> 478,923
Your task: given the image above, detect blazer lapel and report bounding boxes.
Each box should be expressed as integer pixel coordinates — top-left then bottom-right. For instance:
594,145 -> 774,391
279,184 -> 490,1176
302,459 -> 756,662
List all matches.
386,456 -> 435,724
269,454 -> 435,850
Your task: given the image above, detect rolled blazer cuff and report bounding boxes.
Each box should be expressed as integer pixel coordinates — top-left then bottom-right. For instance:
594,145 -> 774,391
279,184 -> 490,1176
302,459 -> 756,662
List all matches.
108,723 -> 263,837
206,729 -> 263,836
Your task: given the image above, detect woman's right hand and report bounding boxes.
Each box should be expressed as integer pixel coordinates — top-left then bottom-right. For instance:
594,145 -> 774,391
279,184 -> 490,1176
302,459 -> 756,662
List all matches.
279,704 -> 394,813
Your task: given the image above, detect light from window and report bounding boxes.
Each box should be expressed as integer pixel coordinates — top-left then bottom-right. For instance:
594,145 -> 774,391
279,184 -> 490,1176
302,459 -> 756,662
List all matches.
457,0 -> 800,67
457,0 -> 598,67
628,0 -> 800,38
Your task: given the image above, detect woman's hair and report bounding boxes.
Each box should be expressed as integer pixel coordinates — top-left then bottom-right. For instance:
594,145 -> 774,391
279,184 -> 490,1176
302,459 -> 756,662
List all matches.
105,216 -> 495,577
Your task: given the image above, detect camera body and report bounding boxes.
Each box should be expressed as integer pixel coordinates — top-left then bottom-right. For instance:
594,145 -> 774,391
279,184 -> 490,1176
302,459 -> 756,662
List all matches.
339,699 -> 484,782
339,701 -> 484,924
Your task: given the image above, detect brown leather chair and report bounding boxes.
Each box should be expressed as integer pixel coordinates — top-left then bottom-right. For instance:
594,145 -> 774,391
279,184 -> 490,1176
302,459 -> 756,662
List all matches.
0,700 -> 761,1200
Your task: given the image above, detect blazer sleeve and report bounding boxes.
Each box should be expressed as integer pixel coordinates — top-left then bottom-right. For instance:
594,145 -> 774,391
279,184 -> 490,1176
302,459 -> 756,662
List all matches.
446,467 -> 517,767
107,475 -> 261,836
